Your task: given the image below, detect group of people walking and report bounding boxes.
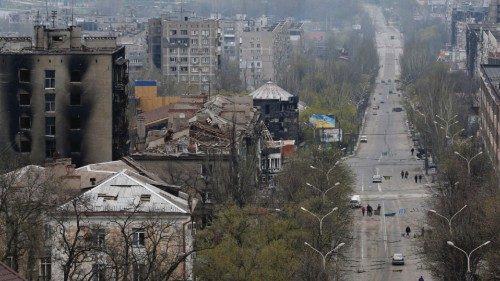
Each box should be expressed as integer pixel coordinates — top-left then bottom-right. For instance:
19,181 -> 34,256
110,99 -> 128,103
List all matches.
400,170 -> 423,183
361,204 -> 381,216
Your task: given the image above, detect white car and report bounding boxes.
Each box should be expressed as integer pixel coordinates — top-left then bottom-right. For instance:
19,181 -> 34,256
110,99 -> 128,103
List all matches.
350,195 -> 362,208
360,135 -> 368,143
372,174 -> 382,183
392,253 -> 405,265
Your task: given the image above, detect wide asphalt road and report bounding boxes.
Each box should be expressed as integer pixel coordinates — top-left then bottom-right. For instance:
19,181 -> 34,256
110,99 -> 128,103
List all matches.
344,6 -> 434,281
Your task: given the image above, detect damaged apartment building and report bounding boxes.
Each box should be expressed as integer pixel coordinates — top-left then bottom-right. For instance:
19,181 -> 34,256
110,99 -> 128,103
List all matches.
0,25 -> 129,166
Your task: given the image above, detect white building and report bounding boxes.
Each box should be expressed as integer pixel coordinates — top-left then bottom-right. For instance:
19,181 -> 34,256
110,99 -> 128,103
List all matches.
50,170 -> 194,280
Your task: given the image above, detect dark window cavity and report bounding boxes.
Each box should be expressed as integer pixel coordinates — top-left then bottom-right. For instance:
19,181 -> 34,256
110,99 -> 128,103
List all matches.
45,93 -> 55,112
45,117 -> 56,135
19,92 -> 31,106
20,116 -> 31,129
70,92 -> 81,105
45,139 -> 56,158
52,36 -> 63,41
19,69 -> 30,83
70,70 -> 81,82
19,139 -> 31,152
70,139 -> 81,153
70,116 -> 81,130
45,70 -> 55,89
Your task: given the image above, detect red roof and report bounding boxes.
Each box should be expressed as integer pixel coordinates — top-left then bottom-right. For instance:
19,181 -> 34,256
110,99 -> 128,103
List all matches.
0,261 -> 25,281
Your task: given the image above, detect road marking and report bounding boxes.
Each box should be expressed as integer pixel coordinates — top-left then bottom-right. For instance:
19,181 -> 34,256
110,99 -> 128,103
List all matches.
361,173 -> 364,192
378,183 -> 381,192
382,201 -> 388,258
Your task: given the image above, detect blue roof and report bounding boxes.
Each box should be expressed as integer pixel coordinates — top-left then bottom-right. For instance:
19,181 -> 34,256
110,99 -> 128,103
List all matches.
134,80 -> 157,87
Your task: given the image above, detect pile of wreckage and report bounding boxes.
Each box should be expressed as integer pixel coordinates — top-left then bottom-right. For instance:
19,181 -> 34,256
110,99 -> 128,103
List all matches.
143,95 -> 261,155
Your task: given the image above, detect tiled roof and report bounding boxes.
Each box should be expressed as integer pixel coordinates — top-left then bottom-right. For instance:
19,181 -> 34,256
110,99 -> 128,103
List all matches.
250,81 -> 294,101
0,261 -> 25,281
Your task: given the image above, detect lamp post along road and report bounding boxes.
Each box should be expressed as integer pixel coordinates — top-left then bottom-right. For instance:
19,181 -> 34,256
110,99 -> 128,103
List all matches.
435,114 -> 458,139
454,151 -> 483,175
310,161 -> 340,182
447,240 -> 491,281
306,182 -> 340,202
300,207 -> 338,236
304,242 -> 345,270
428,205 -> 467,235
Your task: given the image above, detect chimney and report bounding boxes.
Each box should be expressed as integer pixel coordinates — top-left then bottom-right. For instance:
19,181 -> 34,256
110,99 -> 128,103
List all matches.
34,25 -> 46,49
70,25 -> 82,49
90,178 -> 96,186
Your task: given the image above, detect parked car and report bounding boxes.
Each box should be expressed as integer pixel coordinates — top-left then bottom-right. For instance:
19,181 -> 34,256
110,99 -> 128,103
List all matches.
392,253 -> 405,265
360,135 -> 368,143
350,195 -> 362,208
392,107 -> 403,112
372,174 -> 383,183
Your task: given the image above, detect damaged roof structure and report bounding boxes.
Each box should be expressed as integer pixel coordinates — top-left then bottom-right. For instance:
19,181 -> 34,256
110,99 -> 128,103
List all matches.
142,95 -> 261,155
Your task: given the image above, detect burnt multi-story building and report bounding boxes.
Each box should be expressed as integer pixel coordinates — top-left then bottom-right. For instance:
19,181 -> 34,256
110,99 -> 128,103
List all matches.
0,25 -> 129,166
250,81 -> 299,142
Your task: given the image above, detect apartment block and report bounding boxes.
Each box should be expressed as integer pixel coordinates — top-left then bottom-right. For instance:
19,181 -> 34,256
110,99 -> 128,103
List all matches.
0,25 -> 129,167
239,21 -> 291,91
147,13 -> 221,93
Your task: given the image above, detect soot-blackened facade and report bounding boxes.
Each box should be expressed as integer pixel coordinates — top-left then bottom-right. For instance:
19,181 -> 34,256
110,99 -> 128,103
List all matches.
250,81 -> 299,141
0,25 -> 129,166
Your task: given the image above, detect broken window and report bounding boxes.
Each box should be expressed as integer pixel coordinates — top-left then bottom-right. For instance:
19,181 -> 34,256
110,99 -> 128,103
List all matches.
70,92 -> 81,105
19,92 -> 30,105
19,69 -> 30,83
20,116 -> 31,129
45,139 -> 56,158
70,139 -> 80,153
19,139 -> 31,152
70,116 -> 81,130
70,70 -> 81,82
44,70 -> 55,89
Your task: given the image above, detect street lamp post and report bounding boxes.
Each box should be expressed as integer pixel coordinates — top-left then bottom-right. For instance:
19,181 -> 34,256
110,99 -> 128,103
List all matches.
310,161 -> 340,182
306,182 -> 340,202
447,240 -> 491,281
451,129 -> 465,143
304,241 -> 345,270
428,205 -> 467,235
300,206 -> 338,236
453,151 -> 483,175
434,114 -> 459,139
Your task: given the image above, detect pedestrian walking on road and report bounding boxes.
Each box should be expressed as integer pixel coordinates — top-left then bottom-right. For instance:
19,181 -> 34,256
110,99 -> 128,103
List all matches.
419,174 -> 423,183
414,175 -> 418,183
367,204 -> 373,216
419,276 -> 425,281
405,226 -> 411,237
411,147 -> 415,156
404,171 -> 409,179
401,170 -> 404,179
361,206 -> 366,216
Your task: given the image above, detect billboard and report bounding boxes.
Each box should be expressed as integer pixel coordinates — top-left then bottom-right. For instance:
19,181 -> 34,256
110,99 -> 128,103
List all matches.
320,128 -> 342,143
309,114 -> 336,129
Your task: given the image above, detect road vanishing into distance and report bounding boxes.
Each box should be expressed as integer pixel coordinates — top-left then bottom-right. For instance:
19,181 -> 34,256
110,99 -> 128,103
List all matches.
344,6 -> 434,281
